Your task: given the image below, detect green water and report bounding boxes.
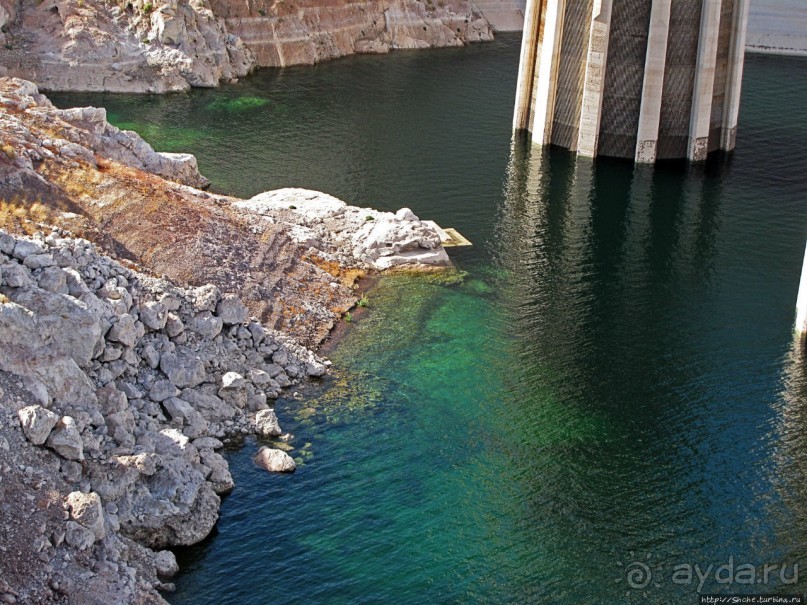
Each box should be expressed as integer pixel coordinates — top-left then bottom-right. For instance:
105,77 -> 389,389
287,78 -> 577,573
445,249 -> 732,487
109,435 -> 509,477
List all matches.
51,39 -> 807,603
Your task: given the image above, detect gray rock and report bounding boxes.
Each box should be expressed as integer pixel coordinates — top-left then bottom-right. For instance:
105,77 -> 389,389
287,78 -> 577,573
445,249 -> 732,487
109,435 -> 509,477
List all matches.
107,313 -> 137,348
1,263 -> 34,288
37,266 -> 69,294
216,294 -> 248,325
305,360 -> 328,377
165,312 -> 185,337
162,397 -> 209,439
139,301 -> 168,331
141,344 -> 160,369
192,436 -> 223,450
200,450 -> 233,493
66,491 -> 106,539
149,380 -> 178,403
23,253 -> 56,269
218,372 -> 247,409
65,520 -> 96,550
190,311 -> 223,338
180,389 -> 234,422
0,233 -> 14,255
193,284 -> 221,312
3,287 -> 103,367
247,322 -> 266,345
255,409 -> 282,437
64,268 -> 91,298
160,350 -> 206,389
61,460 -> 83,482
154,550 -> 179,578
46,416 -> 84,460
254,447 -> 296,473
12,239 -> 43,260
18,405 -> 60,445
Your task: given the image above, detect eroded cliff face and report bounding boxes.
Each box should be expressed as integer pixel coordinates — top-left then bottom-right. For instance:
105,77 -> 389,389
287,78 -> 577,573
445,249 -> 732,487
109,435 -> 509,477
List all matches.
0,0 -> 255,92
210,0 -> 493,67
0,0 -> 503,92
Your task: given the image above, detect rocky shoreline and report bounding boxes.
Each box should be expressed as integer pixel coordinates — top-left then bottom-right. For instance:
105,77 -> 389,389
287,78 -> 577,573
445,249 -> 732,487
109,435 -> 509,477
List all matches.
0,76 -> 455,603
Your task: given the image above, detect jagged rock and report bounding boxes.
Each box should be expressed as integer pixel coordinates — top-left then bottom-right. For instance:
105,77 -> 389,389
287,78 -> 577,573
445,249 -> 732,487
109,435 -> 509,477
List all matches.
218,372 -> 247,409
107,314 -> 137,348
1,263 -> 34,288
46,416 -> 84,460
216,294 -> 248,325
149,380 -> 179,403
190,311 -> 223,338
139,301 -> 168,331
141,344 -> 161,369
254,447 -> 296,473
37,266 -> 69,294
12,239 -> 43,260
0,233 -> 14,255
255,409 -> 282,437
192,285 -> 220,312
66,491 -> 106,540
180,388 -> 234,422
1,287 -> 103,367
64,521 -> 96,551
162,397 -> 209,439
23,254 -> 55,269
165,313 -> 185,338
18,405 -> 59,445
160,350 -> 206,389
106,410 -> 136,447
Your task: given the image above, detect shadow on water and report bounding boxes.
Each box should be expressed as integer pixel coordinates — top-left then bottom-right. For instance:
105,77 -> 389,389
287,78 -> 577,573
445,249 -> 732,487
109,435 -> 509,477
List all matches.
489,139 -> 807,601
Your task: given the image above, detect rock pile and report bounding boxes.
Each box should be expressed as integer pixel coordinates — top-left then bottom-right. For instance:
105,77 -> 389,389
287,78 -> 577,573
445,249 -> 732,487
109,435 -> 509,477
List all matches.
0,228 -> 324,603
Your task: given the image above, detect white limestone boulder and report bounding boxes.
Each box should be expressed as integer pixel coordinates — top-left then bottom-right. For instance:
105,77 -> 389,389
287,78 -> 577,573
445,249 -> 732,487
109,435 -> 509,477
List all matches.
254,446 -> 296,473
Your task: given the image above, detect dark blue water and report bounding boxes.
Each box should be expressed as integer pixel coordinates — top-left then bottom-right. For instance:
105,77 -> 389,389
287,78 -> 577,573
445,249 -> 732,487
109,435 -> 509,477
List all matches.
51,40 -> 807,603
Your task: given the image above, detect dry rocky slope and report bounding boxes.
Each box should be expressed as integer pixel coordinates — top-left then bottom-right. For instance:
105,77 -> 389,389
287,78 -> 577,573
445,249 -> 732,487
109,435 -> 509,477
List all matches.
0,76 -> 453,603
0,0 -> 522,92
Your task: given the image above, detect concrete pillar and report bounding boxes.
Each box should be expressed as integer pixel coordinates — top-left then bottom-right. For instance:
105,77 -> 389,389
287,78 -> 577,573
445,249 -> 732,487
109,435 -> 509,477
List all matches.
635,0 -> 672,163
513,0 -> 544,131
530,0 -> 566,146
688,0 -> 722,161
797,241 -> 807,340
721,0 -> 750,150
576,0 -> 613,157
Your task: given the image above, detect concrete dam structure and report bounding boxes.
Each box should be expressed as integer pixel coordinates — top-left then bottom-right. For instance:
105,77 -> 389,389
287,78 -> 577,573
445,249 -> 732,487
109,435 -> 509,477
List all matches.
513,0 -> 750,162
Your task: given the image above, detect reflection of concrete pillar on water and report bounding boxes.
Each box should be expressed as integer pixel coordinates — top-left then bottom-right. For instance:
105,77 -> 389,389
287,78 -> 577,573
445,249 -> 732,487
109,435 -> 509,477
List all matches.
513,0 -> 751,162
796,241 -> 807,343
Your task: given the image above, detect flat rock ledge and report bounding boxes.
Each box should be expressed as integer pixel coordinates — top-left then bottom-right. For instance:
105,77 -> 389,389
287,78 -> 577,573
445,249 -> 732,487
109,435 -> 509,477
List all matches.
0,229 -> 326,604
234,188 -> 453,271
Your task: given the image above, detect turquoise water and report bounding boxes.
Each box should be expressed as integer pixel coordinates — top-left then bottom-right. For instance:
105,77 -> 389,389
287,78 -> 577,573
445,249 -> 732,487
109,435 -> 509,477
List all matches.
51,40 -> 807,603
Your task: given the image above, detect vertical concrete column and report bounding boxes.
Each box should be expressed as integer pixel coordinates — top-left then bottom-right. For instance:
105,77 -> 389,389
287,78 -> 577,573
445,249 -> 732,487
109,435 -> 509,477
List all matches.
688,0 -> 722,161
797,241 -> 807,341
576,0 -> 613,157
530,0 -> 566,146
513,0 -> 544,131
634,0 -> 672,163
721,0 -> 750,151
